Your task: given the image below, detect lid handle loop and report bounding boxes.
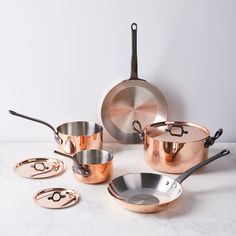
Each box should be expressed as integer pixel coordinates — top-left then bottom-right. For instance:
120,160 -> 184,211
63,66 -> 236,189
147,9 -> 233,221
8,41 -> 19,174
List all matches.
165,124 -> 188,137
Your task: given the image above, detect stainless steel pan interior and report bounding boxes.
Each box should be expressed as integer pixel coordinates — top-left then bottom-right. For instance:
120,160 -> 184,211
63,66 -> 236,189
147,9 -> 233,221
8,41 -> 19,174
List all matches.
101,23 -> 167,144
108,149 -> 230,213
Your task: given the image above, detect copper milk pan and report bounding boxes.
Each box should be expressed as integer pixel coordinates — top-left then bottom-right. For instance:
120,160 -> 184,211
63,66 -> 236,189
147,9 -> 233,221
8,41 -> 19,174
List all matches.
133,120 -> 223,173
101,23 -> 167,144
55,149 -> 113,184
108,149 -> 230,213
9,110 -> 103,155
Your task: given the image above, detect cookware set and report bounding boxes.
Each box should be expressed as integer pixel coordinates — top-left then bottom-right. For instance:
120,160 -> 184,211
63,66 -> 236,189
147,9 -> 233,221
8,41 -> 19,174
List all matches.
10,23 -> 231,212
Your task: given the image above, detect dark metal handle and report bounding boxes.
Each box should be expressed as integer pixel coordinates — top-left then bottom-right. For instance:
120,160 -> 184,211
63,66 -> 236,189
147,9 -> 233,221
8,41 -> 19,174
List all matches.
54,150 -> 75,162
165,124 -> 188,137
72,165 -> 91,177
175,149 -> 230,184
129,23 -> 138,80
54,150 -> 91,177
132,120 -> 144,141
48,191 -> 66,202
204,128 -> 223,148
9,110 -> 63,144
31,162 -> 49,172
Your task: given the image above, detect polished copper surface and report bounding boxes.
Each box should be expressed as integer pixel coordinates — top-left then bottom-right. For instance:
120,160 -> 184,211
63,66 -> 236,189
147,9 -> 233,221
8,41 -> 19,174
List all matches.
55,149 -> 113,184
34,188 -> 79,209
15,158 -> 65,179
143,121 -> 212,173
107,151 -> 230,213
57,130 -> 103,156
73,160 -> 113,184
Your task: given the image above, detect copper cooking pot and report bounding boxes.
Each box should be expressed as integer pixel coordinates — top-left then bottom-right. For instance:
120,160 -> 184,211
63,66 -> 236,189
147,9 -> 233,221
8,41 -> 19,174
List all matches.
9,110 -> 103,155
55,149 -> 113,184
133,120 -> 223,173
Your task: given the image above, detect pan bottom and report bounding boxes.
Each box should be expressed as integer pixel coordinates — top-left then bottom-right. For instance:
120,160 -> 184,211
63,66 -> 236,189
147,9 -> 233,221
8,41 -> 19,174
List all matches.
128,194 -> 160,205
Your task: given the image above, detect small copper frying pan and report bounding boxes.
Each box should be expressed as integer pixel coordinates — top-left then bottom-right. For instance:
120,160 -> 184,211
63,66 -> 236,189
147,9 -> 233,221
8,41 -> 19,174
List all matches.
108,149 -> 230,213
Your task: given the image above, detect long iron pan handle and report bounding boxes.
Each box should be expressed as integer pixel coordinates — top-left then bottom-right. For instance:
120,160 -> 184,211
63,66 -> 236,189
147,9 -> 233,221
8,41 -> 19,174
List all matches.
54,150 -> 90,177
9,110 -> 62,144
175,149 -> 230,184
130,23 -> 138,80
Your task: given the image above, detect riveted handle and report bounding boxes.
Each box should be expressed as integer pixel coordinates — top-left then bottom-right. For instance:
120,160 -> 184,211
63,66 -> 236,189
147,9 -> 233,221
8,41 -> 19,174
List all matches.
9,110 -> 63,144
204,128 -> 223,148
72,165 -> 91,177
132,120 -> 144,141
175,149 -> 230,184
54,150 -> 91,177
165,124 -> 188,137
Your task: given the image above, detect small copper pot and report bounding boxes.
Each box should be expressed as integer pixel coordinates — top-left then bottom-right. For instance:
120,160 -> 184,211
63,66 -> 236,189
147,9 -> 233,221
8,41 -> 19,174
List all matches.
9,110 -> 103,155
133,120 -> 223,174
55,149 -> 113,184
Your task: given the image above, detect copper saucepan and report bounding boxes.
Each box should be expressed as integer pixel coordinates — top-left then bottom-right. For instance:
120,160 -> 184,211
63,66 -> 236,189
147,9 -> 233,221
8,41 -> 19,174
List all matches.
108,149 -> 230,213
55,149 -> 113,184
133,120 -> 223,173
9,110 -> 103,155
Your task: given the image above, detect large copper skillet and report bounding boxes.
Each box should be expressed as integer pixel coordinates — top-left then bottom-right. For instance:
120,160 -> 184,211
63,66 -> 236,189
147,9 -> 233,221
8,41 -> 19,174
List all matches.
133,120 -> 223,173
101,23 -> 167,144
9,110 -> 103,156
108,150 -> 230,213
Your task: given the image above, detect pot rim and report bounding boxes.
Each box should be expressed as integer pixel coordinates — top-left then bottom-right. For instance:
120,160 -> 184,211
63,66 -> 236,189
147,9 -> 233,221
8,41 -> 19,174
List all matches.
56,121 -> 103,137
143,120 -> 210,143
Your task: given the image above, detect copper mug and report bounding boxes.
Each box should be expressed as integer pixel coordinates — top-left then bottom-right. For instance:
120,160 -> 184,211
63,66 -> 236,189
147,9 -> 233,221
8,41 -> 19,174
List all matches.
9,110 -> 103,156
55,149 -> 113,184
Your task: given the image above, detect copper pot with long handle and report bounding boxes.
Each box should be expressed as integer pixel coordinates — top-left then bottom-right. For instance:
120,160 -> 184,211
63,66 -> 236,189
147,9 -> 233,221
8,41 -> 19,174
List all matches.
54,149 -> 113,184
9,110 -> 103,156
133,120 -> 223,173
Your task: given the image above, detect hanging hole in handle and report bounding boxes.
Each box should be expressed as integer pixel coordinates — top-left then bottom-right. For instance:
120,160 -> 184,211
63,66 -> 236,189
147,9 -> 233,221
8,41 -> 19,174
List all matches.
131,23 -> 137,30
214,128 -> 223,139
221,149 -> 230,155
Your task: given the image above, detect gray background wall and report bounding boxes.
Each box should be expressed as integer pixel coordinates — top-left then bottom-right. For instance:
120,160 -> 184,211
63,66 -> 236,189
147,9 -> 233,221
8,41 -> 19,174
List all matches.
0,0 -> 235,142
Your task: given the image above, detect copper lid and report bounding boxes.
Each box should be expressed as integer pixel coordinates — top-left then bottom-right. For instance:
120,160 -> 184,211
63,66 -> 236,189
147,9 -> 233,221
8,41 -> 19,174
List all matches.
34,188 -> 80,209
15,158 -> 65,179
148,121 -> 209,143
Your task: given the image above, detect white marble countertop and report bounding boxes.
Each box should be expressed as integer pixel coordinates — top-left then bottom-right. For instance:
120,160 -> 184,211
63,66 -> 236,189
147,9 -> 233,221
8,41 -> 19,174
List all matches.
0,142 -> 236,236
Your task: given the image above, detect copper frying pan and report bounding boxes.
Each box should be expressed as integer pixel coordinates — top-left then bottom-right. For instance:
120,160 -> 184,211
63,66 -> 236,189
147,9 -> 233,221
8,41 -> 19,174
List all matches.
101,23 -> 168,144
108,149 -> 230,213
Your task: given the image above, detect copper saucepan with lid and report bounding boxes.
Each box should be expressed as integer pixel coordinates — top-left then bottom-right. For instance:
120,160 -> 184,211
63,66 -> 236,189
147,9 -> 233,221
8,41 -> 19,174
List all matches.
9,110 -> 103,156
133,120 -> 223,173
